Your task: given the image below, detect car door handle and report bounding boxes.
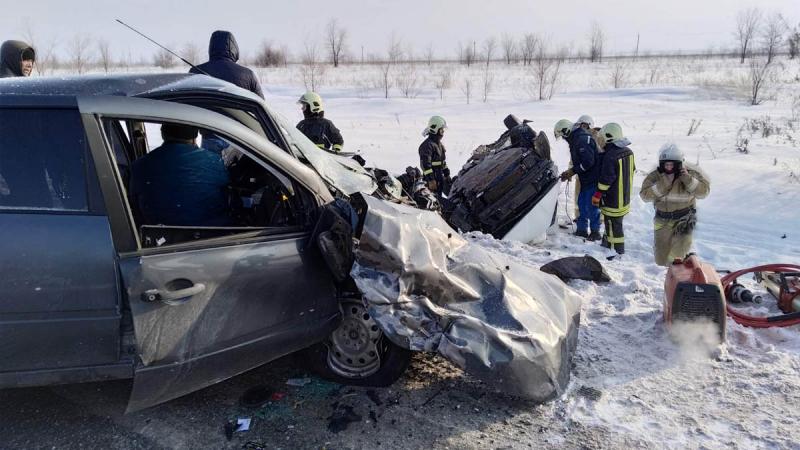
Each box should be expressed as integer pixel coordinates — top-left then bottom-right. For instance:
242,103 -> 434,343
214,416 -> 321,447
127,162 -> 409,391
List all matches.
142,283 -> 206,305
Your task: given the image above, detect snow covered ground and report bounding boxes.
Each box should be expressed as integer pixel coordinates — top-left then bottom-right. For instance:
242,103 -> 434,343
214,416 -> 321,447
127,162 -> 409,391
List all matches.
252,57 -> 800,448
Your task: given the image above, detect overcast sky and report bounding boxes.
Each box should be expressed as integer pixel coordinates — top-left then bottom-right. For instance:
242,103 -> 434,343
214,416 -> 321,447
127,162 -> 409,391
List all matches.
1,0 -> 798,62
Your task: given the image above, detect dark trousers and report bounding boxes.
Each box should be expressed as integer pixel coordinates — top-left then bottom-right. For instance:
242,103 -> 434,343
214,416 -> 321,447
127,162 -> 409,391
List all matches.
602,215 -> 625,254
576,184 -> 601,233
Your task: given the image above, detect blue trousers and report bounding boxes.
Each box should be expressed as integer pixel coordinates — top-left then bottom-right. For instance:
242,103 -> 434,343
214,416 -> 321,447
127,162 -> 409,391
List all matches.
576,184 -> 601,233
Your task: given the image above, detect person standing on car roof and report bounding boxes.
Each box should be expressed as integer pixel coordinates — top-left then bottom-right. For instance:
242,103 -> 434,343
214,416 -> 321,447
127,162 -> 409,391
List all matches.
296,92 -> 344,153
640,143 -> 710,266
419,116 -> 450,196
190,31 -> 263,154
554,116 -> 602,241
0,40 -> 35,78
594,122 -> 635,256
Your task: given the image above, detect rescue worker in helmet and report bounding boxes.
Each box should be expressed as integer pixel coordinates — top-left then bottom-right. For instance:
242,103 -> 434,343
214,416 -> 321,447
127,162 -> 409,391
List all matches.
640,143 -> 710,266
594,122 -> 635,256
296,92 -> 344,153
419,116 -> 450,196
554,115 -> 602,241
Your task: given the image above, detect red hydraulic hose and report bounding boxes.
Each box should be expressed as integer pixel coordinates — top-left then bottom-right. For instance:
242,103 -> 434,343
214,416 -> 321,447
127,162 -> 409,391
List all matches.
721,264 -> 800,328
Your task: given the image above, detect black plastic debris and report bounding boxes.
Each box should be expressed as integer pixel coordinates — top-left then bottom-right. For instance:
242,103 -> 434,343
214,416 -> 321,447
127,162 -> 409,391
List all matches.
576,385 -> 603,401
240,385 -> 273,408
541,255 -> 611,283
327,404 -> 362,433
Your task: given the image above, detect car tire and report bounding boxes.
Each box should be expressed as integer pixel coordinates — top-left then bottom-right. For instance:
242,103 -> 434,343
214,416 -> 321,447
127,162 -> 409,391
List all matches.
303,298 -> 412,387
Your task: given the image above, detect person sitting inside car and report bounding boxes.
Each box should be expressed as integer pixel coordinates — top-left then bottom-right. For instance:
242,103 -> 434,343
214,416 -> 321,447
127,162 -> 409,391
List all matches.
130,123 -> 232,227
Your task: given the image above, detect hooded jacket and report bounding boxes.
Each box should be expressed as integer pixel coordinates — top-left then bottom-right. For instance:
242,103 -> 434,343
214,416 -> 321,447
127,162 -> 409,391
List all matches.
190,31 -> 263,98
0,40 -> 34,78
567,127 -> 600,187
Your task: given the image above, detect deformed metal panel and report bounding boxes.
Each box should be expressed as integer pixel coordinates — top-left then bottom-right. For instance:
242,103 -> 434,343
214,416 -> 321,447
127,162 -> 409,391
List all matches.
351,196 -> 581,401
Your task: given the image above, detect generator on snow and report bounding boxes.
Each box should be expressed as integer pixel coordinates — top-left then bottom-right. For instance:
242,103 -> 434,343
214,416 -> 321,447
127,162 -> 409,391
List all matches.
663,254 -> 727,342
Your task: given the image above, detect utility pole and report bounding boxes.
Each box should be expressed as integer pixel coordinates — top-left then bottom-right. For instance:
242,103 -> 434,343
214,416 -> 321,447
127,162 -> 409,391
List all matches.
634,33 -> 640,61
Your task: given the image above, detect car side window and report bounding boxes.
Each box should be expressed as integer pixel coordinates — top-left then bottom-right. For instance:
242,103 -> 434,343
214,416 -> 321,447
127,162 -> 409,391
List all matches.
0,109 -> 88,212
102,119 -> 309,249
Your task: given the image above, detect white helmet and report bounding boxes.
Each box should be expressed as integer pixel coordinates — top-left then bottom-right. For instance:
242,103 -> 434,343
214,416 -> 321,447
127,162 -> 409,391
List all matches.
577,115 -> 594,128
658,142 -> 685,162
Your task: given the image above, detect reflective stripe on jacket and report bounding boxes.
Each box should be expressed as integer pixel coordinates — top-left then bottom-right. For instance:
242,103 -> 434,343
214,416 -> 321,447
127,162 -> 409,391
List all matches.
639,163 -> 710,213
597,143 -> 635,217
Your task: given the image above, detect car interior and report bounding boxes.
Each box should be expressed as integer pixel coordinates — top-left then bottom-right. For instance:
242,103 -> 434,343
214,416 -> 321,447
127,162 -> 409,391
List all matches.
102,118 -> 313,248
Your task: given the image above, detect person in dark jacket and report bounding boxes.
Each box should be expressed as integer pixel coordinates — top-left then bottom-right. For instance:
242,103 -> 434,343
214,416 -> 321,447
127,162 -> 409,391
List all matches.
554,118 -> 601,240
419,116 -> 450,195
130,124 -> 231,227
190,31 -> 263,98
190,31 -> 263,154
593,122 -> 635,256
0,40 -> 35,78
296,91 -> 344,153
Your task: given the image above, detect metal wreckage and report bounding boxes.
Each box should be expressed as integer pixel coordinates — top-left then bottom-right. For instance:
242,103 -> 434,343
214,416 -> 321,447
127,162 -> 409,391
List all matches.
317,116 -> 581,401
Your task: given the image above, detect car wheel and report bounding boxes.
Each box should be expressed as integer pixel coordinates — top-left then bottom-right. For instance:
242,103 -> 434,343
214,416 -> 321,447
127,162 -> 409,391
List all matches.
304,298 -> 412,387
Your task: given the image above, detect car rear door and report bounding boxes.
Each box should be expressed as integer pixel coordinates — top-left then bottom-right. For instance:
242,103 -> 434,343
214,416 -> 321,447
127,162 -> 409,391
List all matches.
78,96 -> 340,411
0,97 -> 126,386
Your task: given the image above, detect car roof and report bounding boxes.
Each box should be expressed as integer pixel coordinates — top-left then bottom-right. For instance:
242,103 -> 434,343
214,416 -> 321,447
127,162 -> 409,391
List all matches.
0,73 -> 255,100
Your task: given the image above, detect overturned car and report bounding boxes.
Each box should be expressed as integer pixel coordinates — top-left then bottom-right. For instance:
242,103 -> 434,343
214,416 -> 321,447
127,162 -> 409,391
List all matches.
0,74 -> 579,410
444,115 -> 561,244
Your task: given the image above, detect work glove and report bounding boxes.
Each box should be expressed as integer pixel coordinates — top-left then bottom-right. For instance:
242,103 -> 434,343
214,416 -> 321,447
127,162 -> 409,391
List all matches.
559,169 -> 575,182
427,179 -> 438,192
592,191 -> 602,207
678,167 -> 694,185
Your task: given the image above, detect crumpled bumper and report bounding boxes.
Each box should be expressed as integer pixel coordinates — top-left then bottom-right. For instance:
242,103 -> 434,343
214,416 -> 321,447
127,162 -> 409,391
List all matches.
350,196 -> 581,401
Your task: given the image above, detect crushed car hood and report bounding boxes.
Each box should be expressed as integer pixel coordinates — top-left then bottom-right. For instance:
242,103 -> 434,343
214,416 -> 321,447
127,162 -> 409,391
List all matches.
350,196 -> 581,401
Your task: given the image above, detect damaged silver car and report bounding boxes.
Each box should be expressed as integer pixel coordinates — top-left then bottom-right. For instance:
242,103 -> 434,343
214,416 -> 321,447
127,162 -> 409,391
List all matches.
0,74 -> 580,410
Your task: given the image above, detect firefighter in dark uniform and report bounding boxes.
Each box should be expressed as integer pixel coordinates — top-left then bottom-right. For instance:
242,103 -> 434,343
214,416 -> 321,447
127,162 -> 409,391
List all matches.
296,92 -> 344,153
419,115 -> 450,195
593,122 -> 635,255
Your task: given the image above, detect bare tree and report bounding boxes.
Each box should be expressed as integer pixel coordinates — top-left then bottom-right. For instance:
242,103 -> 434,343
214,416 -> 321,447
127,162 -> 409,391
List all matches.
396,65 -> 420,98
481,65 -> 494,102
97,39 -> 112,73
300,39 -> 325,91
482,36 -> 497,66
21,18 -> 58,75
433,70 -> 452,100
254,40 -> 288,67
153,47 -> 177,69
387,33 -> 404,64
461,77 -> 472,104
529,42 -> 564,100
588,21 -> 605,63
424,42 -> 435,65
325,19 -> 348,67
67,34 -> 93,74
501,33 -> 517,64
520,33 -> 539,65
748,58 -> 773,105
735,7 -> 762,63
458,40 -> 476,66
762,12 -> 787,64
610,61 -> 630,89
789,24 -> 800,59
182,42 -> 201,66
377,62 -> 392,98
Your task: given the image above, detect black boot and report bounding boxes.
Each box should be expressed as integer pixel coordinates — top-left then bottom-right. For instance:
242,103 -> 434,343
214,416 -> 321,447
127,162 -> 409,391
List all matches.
587,230 -> 602,241
574,229 -> 589,238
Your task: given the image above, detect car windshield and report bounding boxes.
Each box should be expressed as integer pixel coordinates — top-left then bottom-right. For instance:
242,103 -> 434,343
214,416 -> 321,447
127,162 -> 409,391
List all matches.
264,103 -> 378,196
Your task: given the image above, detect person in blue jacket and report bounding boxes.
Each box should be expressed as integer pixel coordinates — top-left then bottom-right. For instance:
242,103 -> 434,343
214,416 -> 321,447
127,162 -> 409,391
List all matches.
130,123 -> 231,227
190,30 -> 263,153
554,118 -> 601,241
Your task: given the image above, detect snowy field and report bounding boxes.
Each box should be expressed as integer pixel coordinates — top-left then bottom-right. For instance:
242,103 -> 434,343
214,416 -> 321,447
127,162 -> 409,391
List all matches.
248,57 -> 800,449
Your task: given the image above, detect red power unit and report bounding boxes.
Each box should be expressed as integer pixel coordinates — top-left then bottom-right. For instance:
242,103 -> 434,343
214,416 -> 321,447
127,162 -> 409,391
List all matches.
664,255 -> 727,342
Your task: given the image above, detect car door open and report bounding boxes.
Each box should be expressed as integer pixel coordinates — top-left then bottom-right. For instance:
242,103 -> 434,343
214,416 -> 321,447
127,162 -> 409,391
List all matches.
78,96 -> 340,411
